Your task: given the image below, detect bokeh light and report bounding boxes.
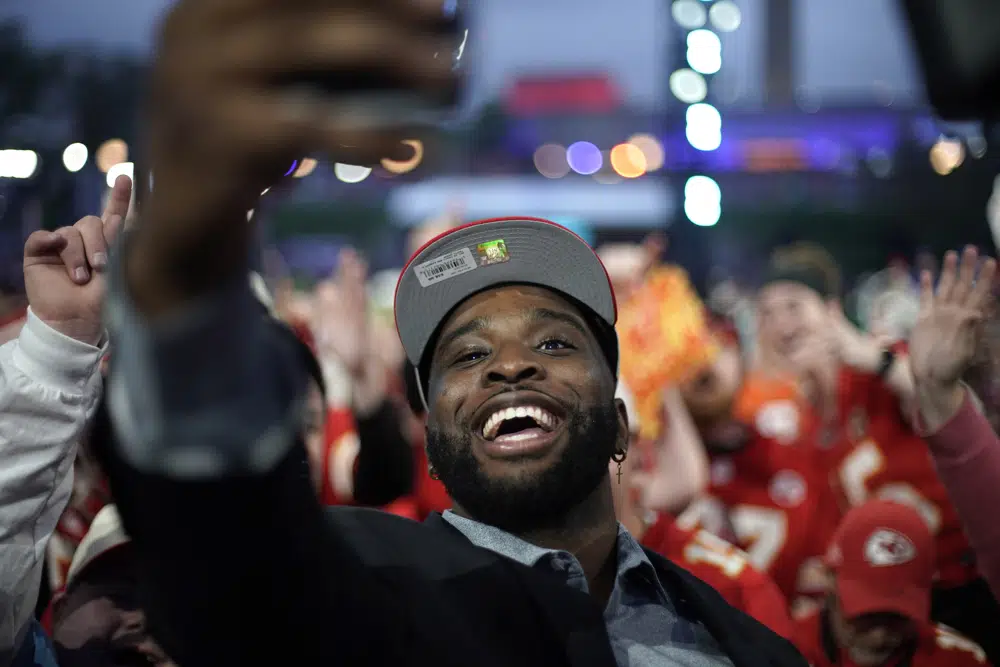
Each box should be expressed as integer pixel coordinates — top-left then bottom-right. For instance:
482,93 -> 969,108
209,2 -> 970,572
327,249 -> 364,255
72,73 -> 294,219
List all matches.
671,0 -> 707,29
969,135 -> 988,159
381,140 -> 424,175
293,158 -> 318,178
684,175 -> 721,227
334,163 -> 373,183
687,29 -> 722,75
96,139 -> 128,174
0,150 -> 39,179
106,162 -> 134,188
534,143 -> 571,179
669,69 -> 708,104
628,134 -> 665,172
686,103 -> 723,152
709,0 -> 742,32
929,138 -> 965,175
566,142 -> 602,175
866,147 -> 893,178
62,143 -> 88,173
610,143 -> 647,179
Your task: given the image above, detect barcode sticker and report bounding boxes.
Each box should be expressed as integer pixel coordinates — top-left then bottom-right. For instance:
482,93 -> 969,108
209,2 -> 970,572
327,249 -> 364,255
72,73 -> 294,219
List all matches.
414,247 -> 477,287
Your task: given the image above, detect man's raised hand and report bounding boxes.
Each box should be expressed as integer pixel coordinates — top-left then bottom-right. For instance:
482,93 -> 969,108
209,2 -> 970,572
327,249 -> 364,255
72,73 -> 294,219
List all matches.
23,175 -> 132,345
909,246 -> 997,430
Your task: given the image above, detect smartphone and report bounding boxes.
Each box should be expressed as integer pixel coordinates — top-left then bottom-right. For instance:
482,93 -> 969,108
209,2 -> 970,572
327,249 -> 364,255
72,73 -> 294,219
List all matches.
274,0 -> 467,130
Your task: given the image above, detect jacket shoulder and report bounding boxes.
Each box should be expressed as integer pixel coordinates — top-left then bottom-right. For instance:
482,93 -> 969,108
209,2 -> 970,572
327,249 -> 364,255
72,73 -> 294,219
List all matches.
324,507 -> 501,579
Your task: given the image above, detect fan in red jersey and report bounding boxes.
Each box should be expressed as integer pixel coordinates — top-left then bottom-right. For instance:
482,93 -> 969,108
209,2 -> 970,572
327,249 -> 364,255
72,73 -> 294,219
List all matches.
612,383 -> 795,638
675,322 -> 843,610
791,499 -> 989,667
754,244 -> 998,660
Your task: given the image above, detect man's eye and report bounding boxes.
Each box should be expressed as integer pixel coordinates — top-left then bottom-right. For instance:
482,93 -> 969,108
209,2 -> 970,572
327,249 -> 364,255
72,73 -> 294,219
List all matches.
539,338 -> 574,351
456,349 -> 487,363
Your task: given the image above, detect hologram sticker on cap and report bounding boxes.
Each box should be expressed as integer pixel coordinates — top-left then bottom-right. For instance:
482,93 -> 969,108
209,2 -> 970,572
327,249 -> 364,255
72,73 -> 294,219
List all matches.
414,247 -> 477,287
477,239 -> 510,266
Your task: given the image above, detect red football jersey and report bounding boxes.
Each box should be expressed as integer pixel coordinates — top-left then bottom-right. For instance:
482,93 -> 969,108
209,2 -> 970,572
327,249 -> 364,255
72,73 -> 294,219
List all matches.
791,607 -> 989,667
821,366 -> 978,589
681,373 -> 842,603
319,406 -> 420,519
641,513 -> 793,638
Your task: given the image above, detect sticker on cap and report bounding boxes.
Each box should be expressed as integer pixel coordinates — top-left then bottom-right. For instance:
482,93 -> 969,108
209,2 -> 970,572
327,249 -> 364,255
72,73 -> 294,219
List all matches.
477,239 -> 510,266
414,247 -> 477,287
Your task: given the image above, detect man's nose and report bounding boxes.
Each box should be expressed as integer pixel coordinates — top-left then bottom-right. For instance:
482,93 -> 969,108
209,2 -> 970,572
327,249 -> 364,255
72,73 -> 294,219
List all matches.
485,344 -> 543,385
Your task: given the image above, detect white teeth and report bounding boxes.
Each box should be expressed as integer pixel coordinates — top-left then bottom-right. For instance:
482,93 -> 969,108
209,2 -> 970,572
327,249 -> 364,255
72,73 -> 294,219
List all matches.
482,405 -> 558,439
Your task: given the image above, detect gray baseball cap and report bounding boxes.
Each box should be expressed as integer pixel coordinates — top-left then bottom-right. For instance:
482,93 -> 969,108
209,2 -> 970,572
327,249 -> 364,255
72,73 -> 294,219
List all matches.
394,217 -> 618,402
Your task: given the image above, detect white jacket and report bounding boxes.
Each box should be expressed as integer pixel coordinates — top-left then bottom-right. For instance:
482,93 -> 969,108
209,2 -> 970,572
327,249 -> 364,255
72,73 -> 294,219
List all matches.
0,310 -> 105,665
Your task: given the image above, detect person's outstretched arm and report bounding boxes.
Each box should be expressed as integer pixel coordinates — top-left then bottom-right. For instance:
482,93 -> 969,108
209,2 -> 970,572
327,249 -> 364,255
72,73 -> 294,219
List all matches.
0,313 -> 104,666
633,387 -> 709,514
100,1 -> 456,664
909,246 -> 1000,598
920,389 -> 1000,598
0,176 -> 131,666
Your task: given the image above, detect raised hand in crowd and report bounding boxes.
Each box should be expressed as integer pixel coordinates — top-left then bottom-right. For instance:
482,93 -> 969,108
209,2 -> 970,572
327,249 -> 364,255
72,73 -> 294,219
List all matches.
910,246 -> 997,431
1,177 -> 131,667
23,175 -> 132,345
315,249 -> 369,377
313,248 -> 388,416
823,299 -> 891,373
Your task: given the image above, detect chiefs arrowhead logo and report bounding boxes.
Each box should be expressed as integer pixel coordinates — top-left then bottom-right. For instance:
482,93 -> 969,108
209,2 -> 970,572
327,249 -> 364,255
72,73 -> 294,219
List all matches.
864,529 -> 916,567
755,400 -> 800,444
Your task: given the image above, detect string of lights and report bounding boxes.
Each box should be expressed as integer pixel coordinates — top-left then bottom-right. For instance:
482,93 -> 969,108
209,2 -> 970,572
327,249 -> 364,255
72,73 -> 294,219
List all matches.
670,0 -> 740,227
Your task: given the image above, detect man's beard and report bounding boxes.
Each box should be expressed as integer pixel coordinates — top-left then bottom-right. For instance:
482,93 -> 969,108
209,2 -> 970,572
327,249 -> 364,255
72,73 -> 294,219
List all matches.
426,402 -> 621,534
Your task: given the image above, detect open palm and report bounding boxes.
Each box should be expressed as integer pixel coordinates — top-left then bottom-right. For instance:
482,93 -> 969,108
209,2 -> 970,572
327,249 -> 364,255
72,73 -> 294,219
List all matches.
909,246 -> 996,388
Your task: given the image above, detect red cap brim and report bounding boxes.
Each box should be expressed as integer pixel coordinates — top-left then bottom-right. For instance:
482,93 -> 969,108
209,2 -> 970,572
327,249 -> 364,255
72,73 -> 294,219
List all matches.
837,576 -> 929,622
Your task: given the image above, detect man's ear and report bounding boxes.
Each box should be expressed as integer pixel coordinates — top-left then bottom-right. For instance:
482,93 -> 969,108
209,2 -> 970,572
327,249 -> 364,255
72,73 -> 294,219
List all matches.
613,397 -> 630,453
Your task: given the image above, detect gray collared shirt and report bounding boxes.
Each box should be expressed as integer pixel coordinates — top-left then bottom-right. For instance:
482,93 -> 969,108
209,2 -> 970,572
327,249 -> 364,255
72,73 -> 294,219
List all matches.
443,511 -> 734,667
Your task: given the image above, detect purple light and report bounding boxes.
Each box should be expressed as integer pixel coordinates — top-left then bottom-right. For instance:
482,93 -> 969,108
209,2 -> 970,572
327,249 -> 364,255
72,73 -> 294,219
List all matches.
285,160 -> 299,177
566,142 -> 602,175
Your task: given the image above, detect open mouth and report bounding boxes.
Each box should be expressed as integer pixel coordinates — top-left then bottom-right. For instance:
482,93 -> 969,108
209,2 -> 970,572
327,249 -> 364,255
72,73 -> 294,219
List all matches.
482,405 -> 560,441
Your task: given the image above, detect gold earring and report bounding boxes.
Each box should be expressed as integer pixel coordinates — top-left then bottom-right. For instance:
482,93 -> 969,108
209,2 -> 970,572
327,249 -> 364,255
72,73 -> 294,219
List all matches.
611,449 -> 627,484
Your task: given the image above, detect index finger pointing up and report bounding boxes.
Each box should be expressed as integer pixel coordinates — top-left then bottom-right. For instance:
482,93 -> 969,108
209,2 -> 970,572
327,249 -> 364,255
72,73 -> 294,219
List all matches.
103,174 -> 133,225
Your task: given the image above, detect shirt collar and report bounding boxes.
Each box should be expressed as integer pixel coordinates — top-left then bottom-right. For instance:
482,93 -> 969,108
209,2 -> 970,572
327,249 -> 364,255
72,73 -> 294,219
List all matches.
441,510 -> 661,589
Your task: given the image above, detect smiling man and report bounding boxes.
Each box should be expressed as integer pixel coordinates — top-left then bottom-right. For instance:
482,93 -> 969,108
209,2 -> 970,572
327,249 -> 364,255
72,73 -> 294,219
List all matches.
98,218 -> 809,667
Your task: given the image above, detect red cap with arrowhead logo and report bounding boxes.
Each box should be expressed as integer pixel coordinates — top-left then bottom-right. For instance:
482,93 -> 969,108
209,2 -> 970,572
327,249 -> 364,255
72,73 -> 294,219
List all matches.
825,499 -> 935,622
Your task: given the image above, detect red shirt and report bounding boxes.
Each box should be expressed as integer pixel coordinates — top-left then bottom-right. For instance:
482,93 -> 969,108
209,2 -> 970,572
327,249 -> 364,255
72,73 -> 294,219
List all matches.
791,607 -> 989,667
685,373 -> 842,602
821,366 -> 978,589
319,406 -> 420,520
641,513 -> 794,638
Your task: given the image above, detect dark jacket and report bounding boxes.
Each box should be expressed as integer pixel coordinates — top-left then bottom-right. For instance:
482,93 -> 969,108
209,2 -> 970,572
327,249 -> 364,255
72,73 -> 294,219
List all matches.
97,418 -> 807,667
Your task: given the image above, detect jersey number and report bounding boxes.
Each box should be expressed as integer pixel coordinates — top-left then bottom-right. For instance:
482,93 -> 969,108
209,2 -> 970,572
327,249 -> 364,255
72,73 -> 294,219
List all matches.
936,627 -> 987,663
683,530 -> 748,578
838,440 -> 942,533
730,506 -> 788,571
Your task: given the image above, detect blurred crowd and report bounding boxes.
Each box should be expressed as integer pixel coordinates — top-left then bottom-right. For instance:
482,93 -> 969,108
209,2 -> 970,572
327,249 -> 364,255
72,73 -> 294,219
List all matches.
5,2 -> 1000,667
6,203 -> 1000,667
